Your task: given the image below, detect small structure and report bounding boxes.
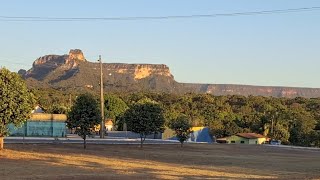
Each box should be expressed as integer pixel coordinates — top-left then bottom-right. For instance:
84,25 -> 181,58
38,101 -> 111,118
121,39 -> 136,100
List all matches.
105,119 -> 113,131
226,133 -> 268,144
163,127 -> 213,143
94,119 -> 114,133
31,105 -> 44,113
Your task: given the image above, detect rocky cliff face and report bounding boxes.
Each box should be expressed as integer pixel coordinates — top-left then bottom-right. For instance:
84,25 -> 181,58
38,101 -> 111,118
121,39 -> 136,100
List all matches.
19,49 -> 320,98
182,83 -> 320,98
20,49 -> 177,92
104,63 -> 173,80
67,49 -> 86,62
22,49 -> 86,80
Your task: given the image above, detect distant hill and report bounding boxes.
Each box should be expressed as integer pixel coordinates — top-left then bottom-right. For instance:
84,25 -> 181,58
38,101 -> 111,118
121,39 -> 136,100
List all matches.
19,49 -> 320,98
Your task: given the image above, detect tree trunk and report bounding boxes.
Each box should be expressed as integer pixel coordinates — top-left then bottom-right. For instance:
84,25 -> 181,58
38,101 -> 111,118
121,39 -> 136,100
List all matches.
0,137 -> 4,150
83,137 -> 86,149
180,141 -> 184,148
140,136 -> 143,148
140,134 -> 146,148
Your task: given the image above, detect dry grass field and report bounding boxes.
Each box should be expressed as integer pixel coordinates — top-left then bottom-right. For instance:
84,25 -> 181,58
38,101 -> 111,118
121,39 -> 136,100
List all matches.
1,143 -> 320,180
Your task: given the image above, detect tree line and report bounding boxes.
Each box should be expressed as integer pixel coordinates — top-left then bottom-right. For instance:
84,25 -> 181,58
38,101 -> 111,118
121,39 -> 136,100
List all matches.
34,89 -> 320,147
2,68 -> 318,150
67,93 -> 193,148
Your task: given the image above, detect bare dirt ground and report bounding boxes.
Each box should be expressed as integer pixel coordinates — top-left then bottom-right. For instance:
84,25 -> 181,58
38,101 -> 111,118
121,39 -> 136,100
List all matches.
0,143 -> 320,180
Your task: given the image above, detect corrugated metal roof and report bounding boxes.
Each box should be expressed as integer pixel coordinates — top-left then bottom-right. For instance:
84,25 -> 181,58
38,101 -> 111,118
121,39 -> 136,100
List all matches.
105,119 -> 113,125
30,113 -> 67,121
236,133 -> 266,139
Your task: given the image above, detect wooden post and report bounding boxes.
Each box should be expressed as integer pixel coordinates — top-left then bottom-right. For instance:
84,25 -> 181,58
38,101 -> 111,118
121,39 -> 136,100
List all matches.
99,55 -> 105,138
83,136 -> 87,149
0,137 -> 4,150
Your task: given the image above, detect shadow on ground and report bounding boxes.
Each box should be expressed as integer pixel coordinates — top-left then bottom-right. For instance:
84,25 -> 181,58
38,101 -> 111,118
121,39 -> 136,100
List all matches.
1,143 -> 320,179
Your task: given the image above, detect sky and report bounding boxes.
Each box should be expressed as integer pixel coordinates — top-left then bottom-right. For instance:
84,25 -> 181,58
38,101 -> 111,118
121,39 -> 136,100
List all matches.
0,0 -> 320,88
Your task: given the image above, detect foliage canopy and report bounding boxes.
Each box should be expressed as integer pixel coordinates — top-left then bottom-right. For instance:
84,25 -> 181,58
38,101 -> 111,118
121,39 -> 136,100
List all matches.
0,68 -> 35,137
104,94 -> 128,130
67,93 -> 101,149
122,102 -> 165,147
0,68 -> 36,149
168,115 -> 193,147
32,89 -> 320,147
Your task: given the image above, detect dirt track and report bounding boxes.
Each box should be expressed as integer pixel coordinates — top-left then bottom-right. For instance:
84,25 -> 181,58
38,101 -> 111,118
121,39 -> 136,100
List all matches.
1,144 -> 320,179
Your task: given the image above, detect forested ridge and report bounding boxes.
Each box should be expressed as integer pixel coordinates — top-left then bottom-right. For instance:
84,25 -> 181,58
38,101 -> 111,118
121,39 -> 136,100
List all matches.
33,88 -> 320,147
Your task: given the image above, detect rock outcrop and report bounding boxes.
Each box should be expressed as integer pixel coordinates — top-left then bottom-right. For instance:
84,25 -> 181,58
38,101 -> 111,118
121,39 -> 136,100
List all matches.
22,49 -> 86,80
182,83 -> 320,98
104,63 -> 173,80
20,49 -> 320,98
67,49 -> 86,62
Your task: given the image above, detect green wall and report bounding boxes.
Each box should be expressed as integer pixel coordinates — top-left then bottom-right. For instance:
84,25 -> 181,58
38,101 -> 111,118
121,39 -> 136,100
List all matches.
8,120 -> 66,137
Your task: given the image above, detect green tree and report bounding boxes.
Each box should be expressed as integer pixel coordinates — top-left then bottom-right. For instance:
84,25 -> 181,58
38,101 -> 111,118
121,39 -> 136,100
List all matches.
124,92 -> 147,106
104,94 -> 128,119
0,68 -> 35,150
67,93 -> 100,149
287,106 -> 316,146
309,131 -> 320,147
48,104 -> 69,114
122,102 -> 165,147
168,115 -> 193,147
104,94 -> 128,130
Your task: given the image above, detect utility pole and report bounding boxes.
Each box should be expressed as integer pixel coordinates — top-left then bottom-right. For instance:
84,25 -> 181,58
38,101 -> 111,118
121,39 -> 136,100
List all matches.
69,94 -> 72,108
99,55 -> 105,138
271,118 -> 274,136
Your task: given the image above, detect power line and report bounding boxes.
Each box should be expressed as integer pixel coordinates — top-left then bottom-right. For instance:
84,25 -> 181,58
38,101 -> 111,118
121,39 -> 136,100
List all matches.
0,7 -> 319,22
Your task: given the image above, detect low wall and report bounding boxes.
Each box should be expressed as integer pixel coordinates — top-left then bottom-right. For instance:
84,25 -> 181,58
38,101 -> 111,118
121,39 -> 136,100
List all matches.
107,131 -> 162,139
8,113 -> 67,137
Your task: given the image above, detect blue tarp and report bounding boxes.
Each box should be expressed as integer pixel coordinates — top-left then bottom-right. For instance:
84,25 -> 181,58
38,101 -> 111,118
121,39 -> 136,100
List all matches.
188,127 -> 213,143
167,127 -> 213,143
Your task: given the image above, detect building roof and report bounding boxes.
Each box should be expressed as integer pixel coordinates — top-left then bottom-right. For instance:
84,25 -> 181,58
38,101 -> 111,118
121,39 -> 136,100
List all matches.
216,137 -> 227,141
105,119 -> 113,126
31,105 -> 44,113
30,113 -> 67,121
236,133 -> 266,139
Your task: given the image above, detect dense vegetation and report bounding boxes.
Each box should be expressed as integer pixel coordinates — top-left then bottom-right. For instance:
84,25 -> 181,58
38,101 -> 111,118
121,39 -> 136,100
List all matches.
168,115 -> 193,147
33,88 -> 320,147
0,68 -> 36,150
121,101 -> 165,147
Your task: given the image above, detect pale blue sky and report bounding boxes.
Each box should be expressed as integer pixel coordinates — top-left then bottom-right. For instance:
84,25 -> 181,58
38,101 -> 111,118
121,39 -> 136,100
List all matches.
0,1 -> 320,88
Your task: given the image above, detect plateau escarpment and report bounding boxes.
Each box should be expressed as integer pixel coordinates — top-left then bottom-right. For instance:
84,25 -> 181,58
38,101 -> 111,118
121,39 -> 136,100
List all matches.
22,49 -> 86,81
182,83 -> 320,98
18,49 -> 320,98
19,49 -> 178,92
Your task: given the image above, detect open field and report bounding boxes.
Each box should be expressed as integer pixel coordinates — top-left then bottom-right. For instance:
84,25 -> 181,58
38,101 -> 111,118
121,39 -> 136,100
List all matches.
1,144 -> 320,180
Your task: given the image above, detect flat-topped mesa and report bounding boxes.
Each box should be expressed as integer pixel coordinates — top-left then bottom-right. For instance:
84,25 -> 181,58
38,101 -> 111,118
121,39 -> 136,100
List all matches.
22,49 -> 320,98
183,83 -> 320,98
